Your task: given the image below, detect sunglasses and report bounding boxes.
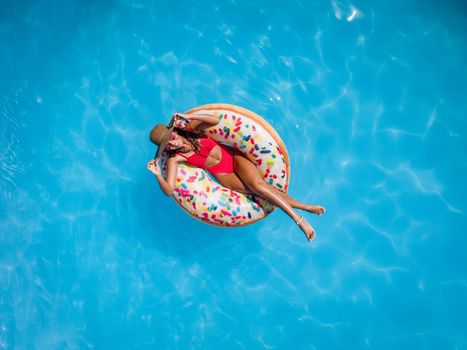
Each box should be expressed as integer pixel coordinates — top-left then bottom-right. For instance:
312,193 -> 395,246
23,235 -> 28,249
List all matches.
164,131 -> 178,150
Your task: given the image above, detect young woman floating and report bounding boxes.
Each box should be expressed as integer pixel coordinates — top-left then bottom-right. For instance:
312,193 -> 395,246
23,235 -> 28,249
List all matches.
147,112 -> 325,241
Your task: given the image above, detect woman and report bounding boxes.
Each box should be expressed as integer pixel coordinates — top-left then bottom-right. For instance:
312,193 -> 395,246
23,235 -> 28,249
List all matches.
147,112 -> 325,241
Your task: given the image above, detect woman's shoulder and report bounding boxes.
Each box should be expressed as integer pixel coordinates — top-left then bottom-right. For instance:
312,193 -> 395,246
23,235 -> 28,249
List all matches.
168,153 -> 187,163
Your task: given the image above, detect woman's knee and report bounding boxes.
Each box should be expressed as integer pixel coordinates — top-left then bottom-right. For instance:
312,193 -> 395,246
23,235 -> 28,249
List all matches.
247,178 -> 269,193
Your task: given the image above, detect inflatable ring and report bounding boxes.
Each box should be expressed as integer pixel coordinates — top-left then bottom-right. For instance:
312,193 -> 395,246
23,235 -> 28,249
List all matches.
160,103 -> 290,227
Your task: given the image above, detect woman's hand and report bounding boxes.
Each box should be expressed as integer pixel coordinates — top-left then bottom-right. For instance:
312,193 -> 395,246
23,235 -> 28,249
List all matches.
173,112 -> 192,130
147,158 -> 161,176
172,112 -> 218,132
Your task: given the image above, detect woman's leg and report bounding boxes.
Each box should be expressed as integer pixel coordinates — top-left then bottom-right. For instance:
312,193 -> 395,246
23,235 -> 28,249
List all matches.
232,154 -> 317,240
268,187 -> 325,214
214,172 -> 325,214
213,172 -> 253,194
215,158 -> 324,214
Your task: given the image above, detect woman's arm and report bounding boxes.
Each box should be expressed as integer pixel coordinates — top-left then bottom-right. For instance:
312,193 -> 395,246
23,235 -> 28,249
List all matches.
174,112 -> 219,132
147,156 -> 179,196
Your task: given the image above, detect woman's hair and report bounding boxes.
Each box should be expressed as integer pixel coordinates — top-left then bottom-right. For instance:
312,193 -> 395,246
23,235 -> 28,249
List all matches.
173,128 -> 203,154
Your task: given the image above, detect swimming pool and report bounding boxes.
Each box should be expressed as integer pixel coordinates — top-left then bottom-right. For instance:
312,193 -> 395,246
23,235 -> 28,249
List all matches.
1,0 -> 467,348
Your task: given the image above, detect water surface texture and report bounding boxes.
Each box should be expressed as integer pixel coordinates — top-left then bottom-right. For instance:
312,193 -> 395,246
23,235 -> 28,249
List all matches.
1,0 -> 467,349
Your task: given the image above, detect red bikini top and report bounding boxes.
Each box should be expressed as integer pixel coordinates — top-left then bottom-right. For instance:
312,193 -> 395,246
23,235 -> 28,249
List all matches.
177,137 -> 219,169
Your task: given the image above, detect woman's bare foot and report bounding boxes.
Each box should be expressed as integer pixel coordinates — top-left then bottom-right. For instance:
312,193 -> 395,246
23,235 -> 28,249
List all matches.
305,205 -> 326,215
296,216 -> 316,241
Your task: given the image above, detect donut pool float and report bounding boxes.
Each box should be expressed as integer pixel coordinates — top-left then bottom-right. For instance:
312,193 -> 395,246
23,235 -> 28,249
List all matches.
160,103 -> 290,227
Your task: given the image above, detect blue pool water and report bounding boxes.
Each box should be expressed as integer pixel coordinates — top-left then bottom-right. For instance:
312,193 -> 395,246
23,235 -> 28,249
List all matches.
1,0 -> 467,348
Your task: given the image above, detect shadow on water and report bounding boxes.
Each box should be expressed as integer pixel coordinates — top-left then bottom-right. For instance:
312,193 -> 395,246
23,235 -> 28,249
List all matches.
129,170 -> 265,274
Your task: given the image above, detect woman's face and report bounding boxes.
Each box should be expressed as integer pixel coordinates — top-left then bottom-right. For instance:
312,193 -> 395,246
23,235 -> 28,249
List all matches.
166,131 -> 184,150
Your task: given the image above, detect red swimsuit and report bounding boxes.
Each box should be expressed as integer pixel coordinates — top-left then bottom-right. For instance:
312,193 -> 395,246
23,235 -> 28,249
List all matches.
177,137 -> 234,174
